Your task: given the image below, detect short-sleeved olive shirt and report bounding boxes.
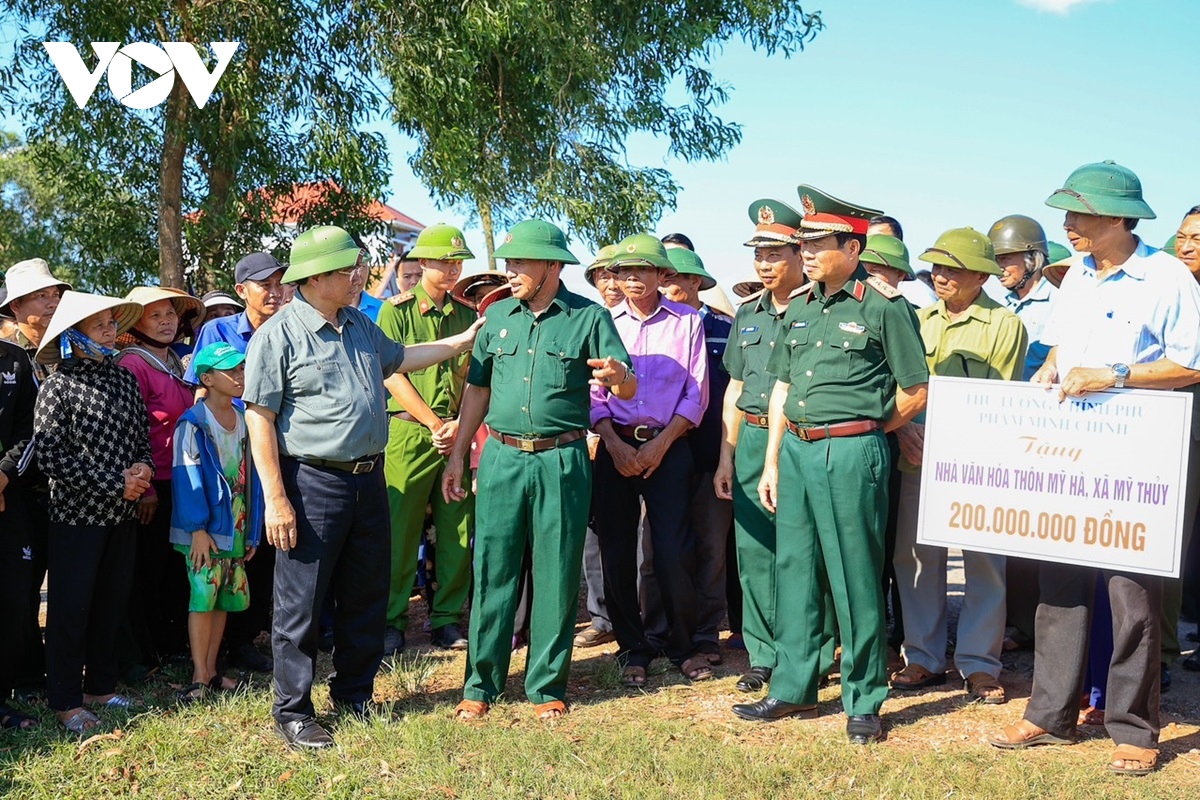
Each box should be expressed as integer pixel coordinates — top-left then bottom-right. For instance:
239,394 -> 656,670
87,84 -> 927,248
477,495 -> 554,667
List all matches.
376,282 -> 474,417
467,284 -> 630,437
916,294 -> 1028,383
766,266 -> 928,425
723,291 -> 788,416
243,289 -> 406,460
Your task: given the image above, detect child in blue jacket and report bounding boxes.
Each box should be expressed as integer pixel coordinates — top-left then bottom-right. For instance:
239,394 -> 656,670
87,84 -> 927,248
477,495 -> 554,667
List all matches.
171,343 -> 263,703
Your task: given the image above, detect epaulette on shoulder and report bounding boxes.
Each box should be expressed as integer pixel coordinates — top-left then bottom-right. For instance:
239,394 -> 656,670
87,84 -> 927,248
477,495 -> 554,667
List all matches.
738,289 -> 766,305
787,284 -> 814,301
387,291 -> 416,306
865,275 -> 901,299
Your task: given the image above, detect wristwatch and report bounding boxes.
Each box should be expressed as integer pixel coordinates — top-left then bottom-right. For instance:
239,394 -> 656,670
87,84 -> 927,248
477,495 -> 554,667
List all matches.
1112,363 -> 1130,389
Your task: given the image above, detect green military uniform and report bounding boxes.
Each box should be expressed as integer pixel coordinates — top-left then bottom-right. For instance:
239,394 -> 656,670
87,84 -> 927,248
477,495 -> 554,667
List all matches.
764,187 -> 928,717
463,220 -> 630,705
378,277 -> 476,635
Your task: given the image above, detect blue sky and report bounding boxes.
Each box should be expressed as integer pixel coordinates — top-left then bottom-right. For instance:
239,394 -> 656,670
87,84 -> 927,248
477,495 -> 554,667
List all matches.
375,0 -> 1200,296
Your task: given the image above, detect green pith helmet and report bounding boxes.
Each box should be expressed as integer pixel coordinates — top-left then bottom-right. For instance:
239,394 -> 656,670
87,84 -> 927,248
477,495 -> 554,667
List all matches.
665,247 -> 717,290
1045,160 -> 1156,220
1046,241 -> 1072,264
408,223 -> 474,261
492,219 -> 579,264
919,227 -> 1003,275
282,225 -> 362,283
1163,234 -> 1178,257
586,244 -> 619,284
744,199 -> 804,247
606,233 -> 674,272
987,214 -> 1049,257
860,234 -> 914,277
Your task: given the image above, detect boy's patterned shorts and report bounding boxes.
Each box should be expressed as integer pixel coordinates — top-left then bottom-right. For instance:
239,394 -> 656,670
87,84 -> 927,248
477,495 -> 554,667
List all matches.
184,556 -> 250,613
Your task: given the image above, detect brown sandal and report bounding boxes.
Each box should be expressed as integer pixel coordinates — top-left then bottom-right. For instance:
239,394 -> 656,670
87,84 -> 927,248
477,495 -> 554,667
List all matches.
1108,743 -> 1158,776
988,718 -> 1072,749
1078,706 -> 1105,726
621,665 -> 647,688
535,700 -> 567,720
889,663 -> 946,690
964,671 -> 1006,704
680,657 -> 713,682
454,699 -> 489,721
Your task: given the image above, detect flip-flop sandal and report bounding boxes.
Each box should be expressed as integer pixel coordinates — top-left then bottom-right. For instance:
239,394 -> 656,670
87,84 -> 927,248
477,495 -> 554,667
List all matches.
177,683 -> 208,705
209,674 -> 246,692
87,694 -> 134,709
621,666 -> 647,688
964,672 -> 1006,704
535,700 -> 568,720
0,705 -> 37,730
59,708 -> 100,735
680,657 -> 714,682
1108,744 -> 1158,776
889,663 -> 946,690
988,719 -> 1072,750
454,699 -> 489,721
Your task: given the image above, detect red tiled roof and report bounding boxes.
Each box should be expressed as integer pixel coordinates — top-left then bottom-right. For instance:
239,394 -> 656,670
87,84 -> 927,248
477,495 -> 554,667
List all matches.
266,182 -> 424,230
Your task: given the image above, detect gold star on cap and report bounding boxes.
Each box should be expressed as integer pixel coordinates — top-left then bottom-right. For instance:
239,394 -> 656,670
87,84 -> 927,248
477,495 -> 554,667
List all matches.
801,194 -> 816,216
757,205 -> 776,225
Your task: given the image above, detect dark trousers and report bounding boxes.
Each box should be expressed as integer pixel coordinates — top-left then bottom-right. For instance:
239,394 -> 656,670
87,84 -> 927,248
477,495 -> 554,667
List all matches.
18,490 -> 49,689
121,481 -> 189,666
272,457 -> 390,724
882,433 -> 904,648
225,540 -> 275,650
46,520 -> 136,711
593,436 -> 698,668
1024,562 -> 1162,749
0,491 -> 36,700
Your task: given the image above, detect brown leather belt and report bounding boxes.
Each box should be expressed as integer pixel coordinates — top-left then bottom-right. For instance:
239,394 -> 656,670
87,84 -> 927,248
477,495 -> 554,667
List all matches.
612,423 -> 663,442
743,412 -> 769,428
489,428 -> 587,453
389,411 -> 450,425
785,419 -> 881,442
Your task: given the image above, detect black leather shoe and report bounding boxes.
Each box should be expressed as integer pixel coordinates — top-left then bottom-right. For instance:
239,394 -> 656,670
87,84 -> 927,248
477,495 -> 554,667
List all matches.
732,697 -> 817,722
431,623 -> 469,650
230,643 -> 273,673
846,714 -> 884,744
276,717 -> 335,750
736,666 -> 773,693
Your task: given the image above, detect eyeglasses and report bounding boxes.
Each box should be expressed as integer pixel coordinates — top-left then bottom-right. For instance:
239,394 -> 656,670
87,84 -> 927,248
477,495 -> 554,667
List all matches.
335,252 -> 368,278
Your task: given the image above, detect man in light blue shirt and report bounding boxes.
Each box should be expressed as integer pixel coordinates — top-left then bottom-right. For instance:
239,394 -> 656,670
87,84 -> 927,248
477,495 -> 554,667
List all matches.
988,215 -> 1058,381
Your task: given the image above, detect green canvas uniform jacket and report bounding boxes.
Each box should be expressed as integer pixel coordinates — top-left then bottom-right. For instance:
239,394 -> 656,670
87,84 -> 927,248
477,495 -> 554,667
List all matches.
376,283 -> 474,417
723,291 -> 788,416
766,266 -> 928,425
466,284 -> 629,437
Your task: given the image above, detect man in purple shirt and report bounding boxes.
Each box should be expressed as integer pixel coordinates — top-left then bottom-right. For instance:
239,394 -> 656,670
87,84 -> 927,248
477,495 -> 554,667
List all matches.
591,233 -> 709,688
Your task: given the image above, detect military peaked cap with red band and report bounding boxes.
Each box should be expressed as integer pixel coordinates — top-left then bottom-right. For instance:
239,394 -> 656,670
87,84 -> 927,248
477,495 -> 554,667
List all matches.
744,199 -> 805,247
794,184 -> 883,239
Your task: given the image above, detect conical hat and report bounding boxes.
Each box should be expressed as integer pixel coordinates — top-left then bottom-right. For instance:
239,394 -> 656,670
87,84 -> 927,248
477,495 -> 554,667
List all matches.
124,286 -> 206,328
36,290 -> 143,365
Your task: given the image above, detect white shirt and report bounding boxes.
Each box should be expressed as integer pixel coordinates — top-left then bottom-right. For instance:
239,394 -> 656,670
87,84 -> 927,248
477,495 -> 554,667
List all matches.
1041,238 -> 1200,376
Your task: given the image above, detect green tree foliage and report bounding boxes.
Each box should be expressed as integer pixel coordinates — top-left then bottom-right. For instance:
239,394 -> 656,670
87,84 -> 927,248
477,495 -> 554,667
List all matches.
1,1 -> 390,290
370,0 -> 823,262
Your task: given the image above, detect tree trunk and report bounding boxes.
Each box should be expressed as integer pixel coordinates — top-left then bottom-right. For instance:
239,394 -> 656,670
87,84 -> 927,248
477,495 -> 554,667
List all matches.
479,198 -> 496,272
158,77 -> 188,288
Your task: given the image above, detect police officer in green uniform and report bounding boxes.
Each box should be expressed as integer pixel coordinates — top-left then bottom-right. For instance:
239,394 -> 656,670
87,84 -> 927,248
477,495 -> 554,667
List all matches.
714,199 -> 810,694
732,186 -> 929,745
440,220 -> 635,721
378,223 -> 477,654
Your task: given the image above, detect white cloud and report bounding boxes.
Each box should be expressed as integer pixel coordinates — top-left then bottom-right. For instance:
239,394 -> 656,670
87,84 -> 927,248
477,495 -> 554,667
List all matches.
1017,0 -> 1101,13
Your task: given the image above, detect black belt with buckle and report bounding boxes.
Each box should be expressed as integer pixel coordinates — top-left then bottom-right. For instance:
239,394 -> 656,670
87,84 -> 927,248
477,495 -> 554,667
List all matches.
613,423 -> 663,442
293,454 -> 380,474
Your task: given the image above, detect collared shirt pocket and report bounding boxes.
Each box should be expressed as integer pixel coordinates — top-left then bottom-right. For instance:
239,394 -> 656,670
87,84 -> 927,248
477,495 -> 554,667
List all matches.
834,331 -> 870,379
291,359 -> 345,407
543,339 -> 582,390
491,337 -> 520,385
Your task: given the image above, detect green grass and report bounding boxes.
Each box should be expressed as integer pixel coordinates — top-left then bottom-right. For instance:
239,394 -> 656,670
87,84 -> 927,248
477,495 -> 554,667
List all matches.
4,645 -> 1200,799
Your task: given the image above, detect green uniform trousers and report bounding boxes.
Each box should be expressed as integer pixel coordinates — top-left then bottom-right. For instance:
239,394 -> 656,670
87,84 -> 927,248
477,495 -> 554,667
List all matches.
463,437 -> 591,704
384,418 -> 474,631
769,430 -> 889,715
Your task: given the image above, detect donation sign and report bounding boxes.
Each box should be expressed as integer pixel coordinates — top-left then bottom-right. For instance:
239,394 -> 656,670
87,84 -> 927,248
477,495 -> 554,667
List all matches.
916,376 -> 1192,577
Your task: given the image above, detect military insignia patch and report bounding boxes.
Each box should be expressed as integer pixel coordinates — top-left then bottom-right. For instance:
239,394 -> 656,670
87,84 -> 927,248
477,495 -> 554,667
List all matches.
801,194 -> 816,216
839,321 -> 866,334
626,244 -> 637,253
505,234 -> 513,243
451,236 -> 464,248
740,326 -> 759,334
758,205 -> 775,225
791,320 -> 807,329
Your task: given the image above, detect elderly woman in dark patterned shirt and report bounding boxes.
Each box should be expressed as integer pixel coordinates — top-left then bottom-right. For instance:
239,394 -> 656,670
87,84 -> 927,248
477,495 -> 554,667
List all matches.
32,291 -> 153,735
